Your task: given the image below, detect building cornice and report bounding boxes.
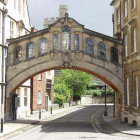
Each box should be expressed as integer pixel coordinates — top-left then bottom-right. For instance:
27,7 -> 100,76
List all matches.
84,28 -> 122,45
110,0 -> 117,6
7,15 -> 31,33
0,0 -> 7,5
7,15 -> 122,45
0,44 -> 8,48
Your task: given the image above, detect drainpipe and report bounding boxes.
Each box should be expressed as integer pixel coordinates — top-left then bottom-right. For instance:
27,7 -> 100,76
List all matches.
104,84 -> 107,116
112,14 -> 115,37
1,8 -> 8,126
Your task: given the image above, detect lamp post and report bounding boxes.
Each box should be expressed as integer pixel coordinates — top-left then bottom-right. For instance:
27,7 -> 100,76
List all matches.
104,84 -> 107,116
113,91 -> 115,118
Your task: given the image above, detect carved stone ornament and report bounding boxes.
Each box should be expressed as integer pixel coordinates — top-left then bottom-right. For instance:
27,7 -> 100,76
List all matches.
60,52 -> 77,68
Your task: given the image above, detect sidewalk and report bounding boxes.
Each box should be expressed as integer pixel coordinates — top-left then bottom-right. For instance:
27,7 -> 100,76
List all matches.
0,106 -> 80,138
102,106 -> 140,136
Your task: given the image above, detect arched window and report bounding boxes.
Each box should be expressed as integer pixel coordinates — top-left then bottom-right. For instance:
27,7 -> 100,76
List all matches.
15,46 -> 22,62
86,38 -> 94,54
27,42 -> 34,58
62,25 -> 71,51
75,34 -> 80,50
53,34 -> 58,51
39,38 -> 47,55
110,47 -> 118,64
98,42 -> 106,60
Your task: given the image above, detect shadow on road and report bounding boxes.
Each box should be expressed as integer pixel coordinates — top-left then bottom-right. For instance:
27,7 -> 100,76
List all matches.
40,105 -> 103,133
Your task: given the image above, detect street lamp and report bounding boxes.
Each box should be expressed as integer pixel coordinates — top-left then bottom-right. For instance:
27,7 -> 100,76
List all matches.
104,84 -> 107,116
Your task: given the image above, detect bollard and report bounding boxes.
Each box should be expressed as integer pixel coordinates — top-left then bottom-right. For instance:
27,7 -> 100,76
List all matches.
39,110 -> 41,120
50,106 -> 52,114
1,118 -> 3,133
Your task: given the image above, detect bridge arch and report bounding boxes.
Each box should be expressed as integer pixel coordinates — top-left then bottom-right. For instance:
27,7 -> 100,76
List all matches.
6,14 -> 123,98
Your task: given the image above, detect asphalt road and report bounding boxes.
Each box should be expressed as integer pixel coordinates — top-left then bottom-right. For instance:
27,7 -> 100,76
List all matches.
9,105 -> 139,140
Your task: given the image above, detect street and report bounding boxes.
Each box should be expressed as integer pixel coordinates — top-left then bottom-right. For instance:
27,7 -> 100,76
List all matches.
9,105 -> 139,140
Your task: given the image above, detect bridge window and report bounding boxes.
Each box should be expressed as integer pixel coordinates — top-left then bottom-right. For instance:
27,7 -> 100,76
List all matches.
62,25 -> 71,51
75,34 -> 80,50
39,38 -> 47,55
53,34 -> 58,51
15,46 -> 22,62
86,38 -> 94,54
27,42 -> 34,58
98,42 -> 106,60
110,47 -> 118,64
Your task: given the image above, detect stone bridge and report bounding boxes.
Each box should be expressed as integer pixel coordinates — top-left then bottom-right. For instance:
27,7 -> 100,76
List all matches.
7,14 -> 123,98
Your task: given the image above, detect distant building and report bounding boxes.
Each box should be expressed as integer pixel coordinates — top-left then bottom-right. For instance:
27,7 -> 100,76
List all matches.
31,71 -> 54,113
31,73 -> 47,113
44,5 -> 68,28
94,77 -> 105,86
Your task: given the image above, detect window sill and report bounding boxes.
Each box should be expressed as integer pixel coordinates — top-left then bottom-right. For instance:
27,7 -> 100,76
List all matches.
133,106 -> 139,110
123,16 -> 128,23
132,8 -> 136,13
25,56 -> 35,61
38,52 -> 48,57
13,60 -> 22,65
131,51 -> 137,55
123,55 -> 129,59
98,57 -> 107,62
110,60 -> 119,65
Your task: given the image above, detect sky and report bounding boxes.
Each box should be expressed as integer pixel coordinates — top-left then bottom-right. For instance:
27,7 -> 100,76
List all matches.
27,0 -> 113,36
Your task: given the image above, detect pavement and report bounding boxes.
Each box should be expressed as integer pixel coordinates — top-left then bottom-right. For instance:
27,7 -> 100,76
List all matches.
0,105 -> 81,139
0,104 -> 140,139
102,106 -> 140,136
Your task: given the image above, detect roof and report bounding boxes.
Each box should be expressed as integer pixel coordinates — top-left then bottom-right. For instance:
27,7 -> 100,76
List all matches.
7,13 -> 122,45
110,0 -> 118,6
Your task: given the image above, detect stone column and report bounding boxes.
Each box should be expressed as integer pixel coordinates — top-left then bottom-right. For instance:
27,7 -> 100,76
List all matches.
48,31 -> 52,52
22,43 -> 27,61
34,40 -> 39,57
58,32 -> 62,51
94,40 -> 98,58
80,32 -> 83,51
71,30 -> 75,51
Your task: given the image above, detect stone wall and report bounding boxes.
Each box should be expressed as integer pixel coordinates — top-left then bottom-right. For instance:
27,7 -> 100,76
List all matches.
81,95 -> 114,104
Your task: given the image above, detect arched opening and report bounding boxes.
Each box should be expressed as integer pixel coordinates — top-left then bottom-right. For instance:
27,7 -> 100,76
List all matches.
7,66 -> 122,121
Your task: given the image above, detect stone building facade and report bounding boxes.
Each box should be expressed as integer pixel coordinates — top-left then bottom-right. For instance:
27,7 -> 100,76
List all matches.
0,0 -> 31,120
111,0 -> 140,126
6,11 -> 123,122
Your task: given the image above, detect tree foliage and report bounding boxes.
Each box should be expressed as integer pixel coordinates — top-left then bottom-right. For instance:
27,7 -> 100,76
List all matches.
54,69 -> 92,102
54,69 -> 114,106
57,69 -> 92,97
54,82 -> 72,102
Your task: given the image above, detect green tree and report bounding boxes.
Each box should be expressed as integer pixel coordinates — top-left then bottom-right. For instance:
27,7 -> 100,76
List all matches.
54,82 -> 72,102
55,69 -> 92,100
